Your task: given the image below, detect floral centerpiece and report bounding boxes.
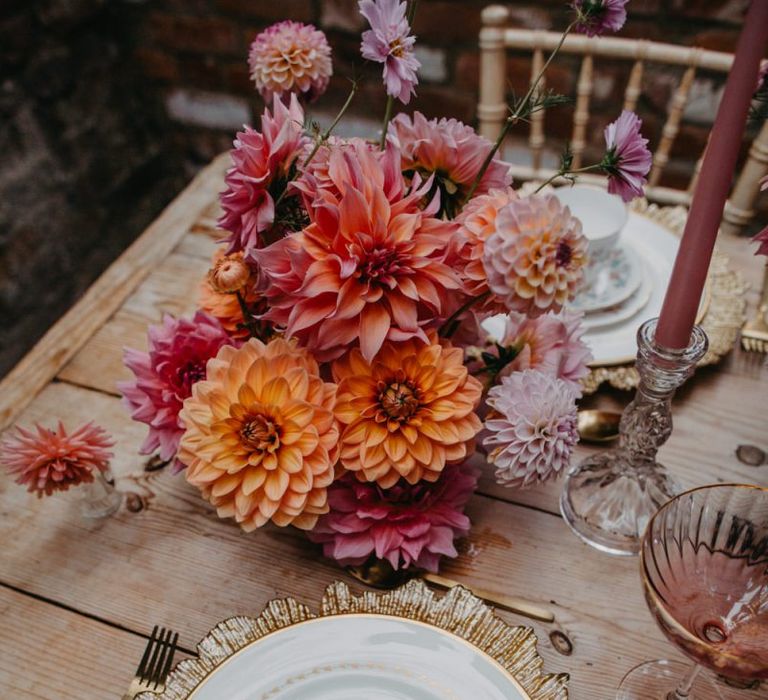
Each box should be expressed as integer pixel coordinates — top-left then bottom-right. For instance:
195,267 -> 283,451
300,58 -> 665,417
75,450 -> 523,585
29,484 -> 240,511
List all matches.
3,0 -> 654,573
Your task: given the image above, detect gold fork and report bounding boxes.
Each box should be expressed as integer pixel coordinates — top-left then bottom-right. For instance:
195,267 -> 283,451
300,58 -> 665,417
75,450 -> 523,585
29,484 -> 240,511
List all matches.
741,263 -> 768,353
122,626 -> 179,700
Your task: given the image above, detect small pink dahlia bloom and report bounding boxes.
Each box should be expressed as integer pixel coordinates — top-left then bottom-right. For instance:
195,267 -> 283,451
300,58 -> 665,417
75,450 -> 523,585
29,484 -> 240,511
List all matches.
248,21 -> 332,104
389,112 -> 512,218
483,194 -> 587,317
497,311 -> 592,393
309,461 -> 478,571
572,0 -> 628,37
1,422 -> 114,497
218,94 -> 308,254
602,110 -> 652,203
753,226 -> 768,257
118,312 -> 236,472
484,370 -> 579,488
360,0 -> 420,104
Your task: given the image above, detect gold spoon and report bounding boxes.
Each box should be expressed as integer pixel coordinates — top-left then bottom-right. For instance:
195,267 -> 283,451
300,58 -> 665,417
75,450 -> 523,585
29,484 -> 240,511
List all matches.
577,409 -> 621,443
347,560 -> 555,623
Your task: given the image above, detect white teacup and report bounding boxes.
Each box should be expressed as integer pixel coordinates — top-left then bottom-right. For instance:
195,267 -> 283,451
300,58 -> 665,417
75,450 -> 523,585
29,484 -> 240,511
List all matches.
553,185 -> 628,286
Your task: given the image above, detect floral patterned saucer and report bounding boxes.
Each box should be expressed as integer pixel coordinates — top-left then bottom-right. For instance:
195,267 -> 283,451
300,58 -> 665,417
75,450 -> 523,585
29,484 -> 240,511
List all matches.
569,243 -> 643,314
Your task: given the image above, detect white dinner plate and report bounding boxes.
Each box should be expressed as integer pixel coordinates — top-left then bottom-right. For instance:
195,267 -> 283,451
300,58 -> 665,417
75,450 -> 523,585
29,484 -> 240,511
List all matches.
570,242 -> 644,314
188,614 -> 530,700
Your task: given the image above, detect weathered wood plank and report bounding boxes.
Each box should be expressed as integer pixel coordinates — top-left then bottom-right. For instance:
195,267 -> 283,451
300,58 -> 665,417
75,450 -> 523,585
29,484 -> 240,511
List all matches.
0,154 -> 230,431
0,380 -> 750,699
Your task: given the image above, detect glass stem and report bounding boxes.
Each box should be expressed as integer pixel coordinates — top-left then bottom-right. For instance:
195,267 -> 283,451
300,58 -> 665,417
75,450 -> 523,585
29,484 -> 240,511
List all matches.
666,664 -> 701,700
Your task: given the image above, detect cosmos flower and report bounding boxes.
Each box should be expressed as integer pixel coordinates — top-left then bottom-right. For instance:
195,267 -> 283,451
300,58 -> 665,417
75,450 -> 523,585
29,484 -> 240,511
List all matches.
248,21 -> 333,103
309,461 -> 478,571
332,337 -> 483,488
483,194 -> 587,317
484,370 -> 579,488
118,312 -> 236,471
753,226 -> 768,257
359,0 -> 420,104
253,140 -> 462,362
572,0 -> 628,37
178,338 -> 339,531
601,110 -> 652,202
1,422 -> 114,497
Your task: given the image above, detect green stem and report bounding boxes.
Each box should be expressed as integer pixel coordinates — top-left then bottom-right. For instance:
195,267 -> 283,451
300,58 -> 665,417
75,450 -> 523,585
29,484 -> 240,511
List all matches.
533,162 -> 604,193
438,291 -> 491,338
379,95 -> 395,150
303,81 -> 359,169
407,0 -> 419,24
235,291 -> 259,339
463,20 -> 577,204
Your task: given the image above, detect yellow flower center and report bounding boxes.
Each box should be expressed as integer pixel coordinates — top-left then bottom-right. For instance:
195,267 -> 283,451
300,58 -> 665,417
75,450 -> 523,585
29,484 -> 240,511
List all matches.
389,38 -> 405,58
240,415 -> 280,452
378,380 -> 420,421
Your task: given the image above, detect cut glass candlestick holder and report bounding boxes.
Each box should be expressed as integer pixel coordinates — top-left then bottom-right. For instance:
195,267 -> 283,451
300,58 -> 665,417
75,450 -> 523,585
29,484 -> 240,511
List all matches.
81,468 -> 123,519
560,318 -> 708,556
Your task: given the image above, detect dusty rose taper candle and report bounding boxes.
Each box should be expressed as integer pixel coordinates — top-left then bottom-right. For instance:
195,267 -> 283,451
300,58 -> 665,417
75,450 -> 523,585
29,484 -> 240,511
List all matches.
655,0 -> 768,349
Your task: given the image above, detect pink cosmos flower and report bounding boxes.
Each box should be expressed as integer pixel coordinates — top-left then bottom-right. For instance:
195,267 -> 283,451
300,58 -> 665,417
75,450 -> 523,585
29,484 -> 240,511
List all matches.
360,0 -> 420,104
309,460 -> 478,571
602,110 -> 652,202
248,21 -> 332,103
484,370 -> 579,488
753,226 -> 768,257
253,140 -> 462,362
118,312 -> 237,472
760,174 -> 768,192
389,112 -> 512,218
572,0 -> 628,37
1,422 -> 114,497
218,94 -> 308,254
496,311 -> 592,393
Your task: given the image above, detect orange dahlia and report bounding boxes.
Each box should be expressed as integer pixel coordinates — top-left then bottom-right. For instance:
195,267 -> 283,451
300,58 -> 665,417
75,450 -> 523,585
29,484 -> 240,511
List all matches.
199,251 -> 263,339
178,338 -> 339,531
333,337 -> 483,489
253,141 -> 462,363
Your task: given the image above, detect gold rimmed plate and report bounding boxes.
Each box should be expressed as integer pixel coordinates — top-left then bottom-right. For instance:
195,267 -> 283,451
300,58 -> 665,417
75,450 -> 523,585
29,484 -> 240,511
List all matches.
136,580 -> 568,700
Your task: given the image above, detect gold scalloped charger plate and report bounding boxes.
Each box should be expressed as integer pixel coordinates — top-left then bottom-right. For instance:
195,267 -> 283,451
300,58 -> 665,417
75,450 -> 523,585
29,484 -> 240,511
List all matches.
137,580 -> 568,700
580,200 -> 748,395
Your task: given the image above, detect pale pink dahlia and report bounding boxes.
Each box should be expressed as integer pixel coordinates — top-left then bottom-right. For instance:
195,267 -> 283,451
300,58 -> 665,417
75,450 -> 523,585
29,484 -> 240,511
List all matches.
253,141 -> 462,362
484,370 -> 579,488
753,226 -> 768,257
218,94 -> 308,254
360,0 -> 420,104
497,311 -> 592,393
309,461 -> 478,571
249,21 -> 332,103
389,112 -> 512,218
602,110 -> 652,202
118,312 -> 236,472
1,422 -> 113,497
483,194 -> 587,317
572,0 -> 628,37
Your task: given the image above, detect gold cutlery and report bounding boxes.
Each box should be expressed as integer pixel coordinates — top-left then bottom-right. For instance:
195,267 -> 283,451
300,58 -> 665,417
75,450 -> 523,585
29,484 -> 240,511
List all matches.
122,625 -> 179,700
577,409 -> 622,443
741,262 -> 768,353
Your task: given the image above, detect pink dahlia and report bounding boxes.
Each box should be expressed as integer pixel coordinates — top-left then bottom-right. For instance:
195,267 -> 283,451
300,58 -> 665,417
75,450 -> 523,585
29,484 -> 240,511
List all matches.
360,0 -> 420,104
253,140 -> 462,362
218,94 -> 308,254
753,226 -> 768,257
496,311 -> 592,393
602,110 -> 652,202
248,21 -> 332,103
118,312 -> 236,472
1,422 -> 113,497
483,194 -> 587,317
484,370 -> 579,488
389,112 -> 512,218
572,0 -> 628,37
309,461 -> 478,571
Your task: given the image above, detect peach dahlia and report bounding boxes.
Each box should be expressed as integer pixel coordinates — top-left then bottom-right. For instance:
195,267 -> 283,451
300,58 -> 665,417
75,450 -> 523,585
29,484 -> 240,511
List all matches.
333,337 -> 483,489
178,338 -> 339,531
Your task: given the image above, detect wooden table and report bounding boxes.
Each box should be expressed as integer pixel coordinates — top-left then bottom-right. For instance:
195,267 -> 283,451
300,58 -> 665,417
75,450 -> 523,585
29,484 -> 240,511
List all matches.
1,155 -> 766,699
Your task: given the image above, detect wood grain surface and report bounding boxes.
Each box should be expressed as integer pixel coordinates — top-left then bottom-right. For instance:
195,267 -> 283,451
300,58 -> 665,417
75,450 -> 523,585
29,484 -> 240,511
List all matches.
1,162 -> 766,699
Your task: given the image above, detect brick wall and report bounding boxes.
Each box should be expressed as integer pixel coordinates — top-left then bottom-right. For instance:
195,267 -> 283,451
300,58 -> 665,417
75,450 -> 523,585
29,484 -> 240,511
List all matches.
125,0 -> 766,187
